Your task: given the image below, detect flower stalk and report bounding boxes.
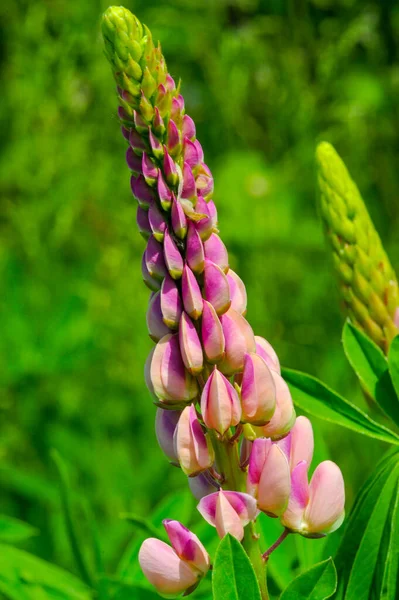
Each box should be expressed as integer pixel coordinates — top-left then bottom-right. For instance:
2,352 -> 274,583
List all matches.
101,7 -> 345,598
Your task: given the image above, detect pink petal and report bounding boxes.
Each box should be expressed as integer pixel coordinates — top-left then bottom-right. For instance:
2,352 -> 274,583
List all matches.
203,259 -> 231,316
201,300 -> 225,363
155,408 -> 181,462
241,353 -> 276,425
164,228 -> 184,279
200,369 -> 241,435
182,265 -> 203,320
163,520 -> 210,575
218,309 -> 256,375
258,445 -> 291,517
260,372 -> 296,440
179,312 -> 203,375
227,270 -> 247,315
160,274 -> 182,329
186,222 -> 205,274
289,416 -> 314,471
255,336 -> 281,374
203,234 -> 229,273
304,461 -> 345,535
146,291 -> 172,341
281,460 -> 309,531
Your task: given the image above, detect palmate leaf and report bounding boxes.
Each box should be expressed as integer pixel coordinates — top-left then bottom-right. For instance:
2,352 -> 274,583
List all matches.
342,321 -> 399,425
0,543 -> 92,600
282,369 -> 399,445
279,558 -> 337,600
212,534 -> 261,600
334,448 -> 399,600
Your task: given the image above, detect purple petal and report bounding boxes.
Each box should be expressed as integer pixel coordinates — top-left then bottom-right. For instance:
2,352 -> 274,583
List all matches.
203,259 -> 231,315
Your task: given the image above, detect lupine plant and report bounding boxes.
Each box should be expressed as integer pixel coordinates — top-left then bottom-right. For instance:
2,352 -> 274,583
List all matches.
100,7 -> 347,599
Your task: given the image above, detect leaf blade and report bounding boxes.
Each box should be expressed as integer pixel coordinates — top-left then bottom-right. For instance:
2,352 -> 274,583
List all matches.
212,534 -> 261,600
279,558 -> 337,600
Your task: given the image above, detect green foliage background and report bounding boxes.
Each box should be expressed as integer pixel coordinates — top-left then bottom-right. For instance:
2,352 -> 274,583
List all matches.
1,0 -> 399,593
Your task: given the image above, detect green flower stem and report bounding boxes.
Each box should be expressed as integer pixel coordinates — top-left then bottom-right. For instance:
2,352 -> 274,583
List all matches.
209,430 -> 269,600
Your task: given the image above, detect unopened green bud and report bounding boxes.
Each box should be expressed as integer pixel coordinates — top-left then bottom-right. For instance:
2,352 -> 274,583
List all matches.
316,141 -> 399,353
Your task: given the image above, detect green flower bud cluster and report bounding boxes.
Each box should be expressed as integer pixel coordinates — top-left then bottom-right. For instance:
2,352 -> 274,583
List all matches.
316,142 -> 399,353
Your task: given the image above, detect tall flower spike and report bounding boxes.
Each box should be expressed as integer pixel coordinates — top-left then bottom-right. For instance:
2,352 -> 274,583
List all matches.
316,141 -> 399,353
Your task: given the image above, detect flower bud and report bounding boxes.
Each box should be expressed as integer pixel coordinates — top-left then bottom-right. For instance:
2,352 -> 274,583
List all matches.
174,405 -> 214,476
188,472 -> 219,500
201,300 -> 225,363
153,106 -> 165,137
184,137 -> 201,170
186,221 -> 205,274
129,128 -> 146,154
227,269 -> 247,315
163,148 -> 179,186
162,520 -> 210,575
196,163 -> 214,200
160,274 -> 182,329
179,312 -> 203,375
126,146 -> 142,175
121,126 -> 130,141
182,265 -> 203,320
136,206 -> 151,239
149,129 -> 164,160
149,333 -> 198,405
182,114 -> 196,140
142,152 -> 158,186
134,110 -> 148,135
256,371 -> 296,440
155,408 -> 180,462
240,353 -> 276,425
255,335 -> 281,374
131,174 -> 155,209
167,120 -> 181,157
247,439 -> 291,517
281,460 -> 345,537
139,539 -> 200,596
201,368 -> 241,435
203,259 -> 231,316
171,195 -> 187,239
277,416 -> 314,471
181,162 -> 197,201
147,291 -> 172,341
157,172 -> 173,211
164,228 -> 184,279
218,309 -> 256,375
171,94 -> 185,121
148,203 -> 166,242
142,252 -> 161,291
197,490 -> 257,541
145,235 -> 167,281
204,234 -> 229,273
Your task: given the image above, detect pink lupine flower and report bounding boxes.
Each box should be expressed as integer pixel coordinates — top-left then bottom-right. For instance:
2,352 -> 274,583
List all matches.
188,471 -> 219,500
146,291 -> 172,342
201,368 -> 241,435
139,520 -> 210,596
253,371 -> 296,440
240,353 -> 276,425
277,416 -> 314,471
160,274 -> 182,329
181,265 -> 203,320
197,489 -> 257,541
174,404 -> 214,476
218,309 -> 256,375
227,269 -> 247,315
201,300 -> 225,363
255,335 -> 281,374
179,312 -> 203,375
281,460 -> 345,537
247,438 -> 291,517
203,259 -> 231,315
155,408 -> 181,462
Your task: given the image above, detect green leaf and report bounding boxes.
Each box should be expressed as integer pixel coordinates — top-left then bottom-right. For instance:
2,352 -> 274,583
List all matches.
282,368 -> 399,445
212,534 -> 261,600
51,450 -> 94,587
388,335 -> 399,400
334,449 -> 399,600
0,543 -> 92,599
279,558 -> 337,600
0,515 -> 38,544
342,321 -> 399,424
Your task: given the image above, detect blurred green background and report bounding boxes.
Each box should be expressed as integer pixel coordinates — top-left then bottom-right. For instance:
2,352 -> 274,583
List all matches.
1,0 -> 399,595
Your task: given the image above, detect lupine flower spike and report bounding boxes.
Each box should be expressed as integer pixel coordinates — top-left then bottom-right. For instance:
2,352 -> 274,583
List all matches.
102,8 -> 345,598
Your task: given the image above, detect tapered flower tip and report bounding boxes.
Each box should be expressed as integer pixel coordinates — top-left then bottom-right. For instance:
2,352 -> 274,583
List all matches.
138,538 -> 199,597
201,300 -> 225,364
145,235 -> 167,281
126,146 -> 143,175
303,461 -> 345,536
171,196 -> 188,240
200,368 -> 241,435
160,274 -> 182,329
255,336 -> 281,374
184,137 -> 201,169
142,152 -> 158,186
203,234 -> 229,273
155,408 -> 181,462
163,520 -> 210,575
197,490 -> 257,541
227,270 -> 247,315
136,206 -> 151,239
182,265 -> 203,320
196,163 -> 214,201
203,259 -> 231,316
182,114 -> 196,140
102,7 -> 144,65
241,353 -> 276,425
149,334 -> 198,405
158,172 -> 173,211
218,309 -> 256,375
179,312 -> 203,375
257,444 -> 291,517
258,372 -> 295,439
147,291 -> 172,341
277,416 -> 314,471
164,148 -> 179,186
164,228 -> 184,279
188,472 -> 219,500
174,404 -> 214,476
181,162 -> 197,201
186,222 -> 205,274
142,252 -> 161,292
281,460 -> 310,532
